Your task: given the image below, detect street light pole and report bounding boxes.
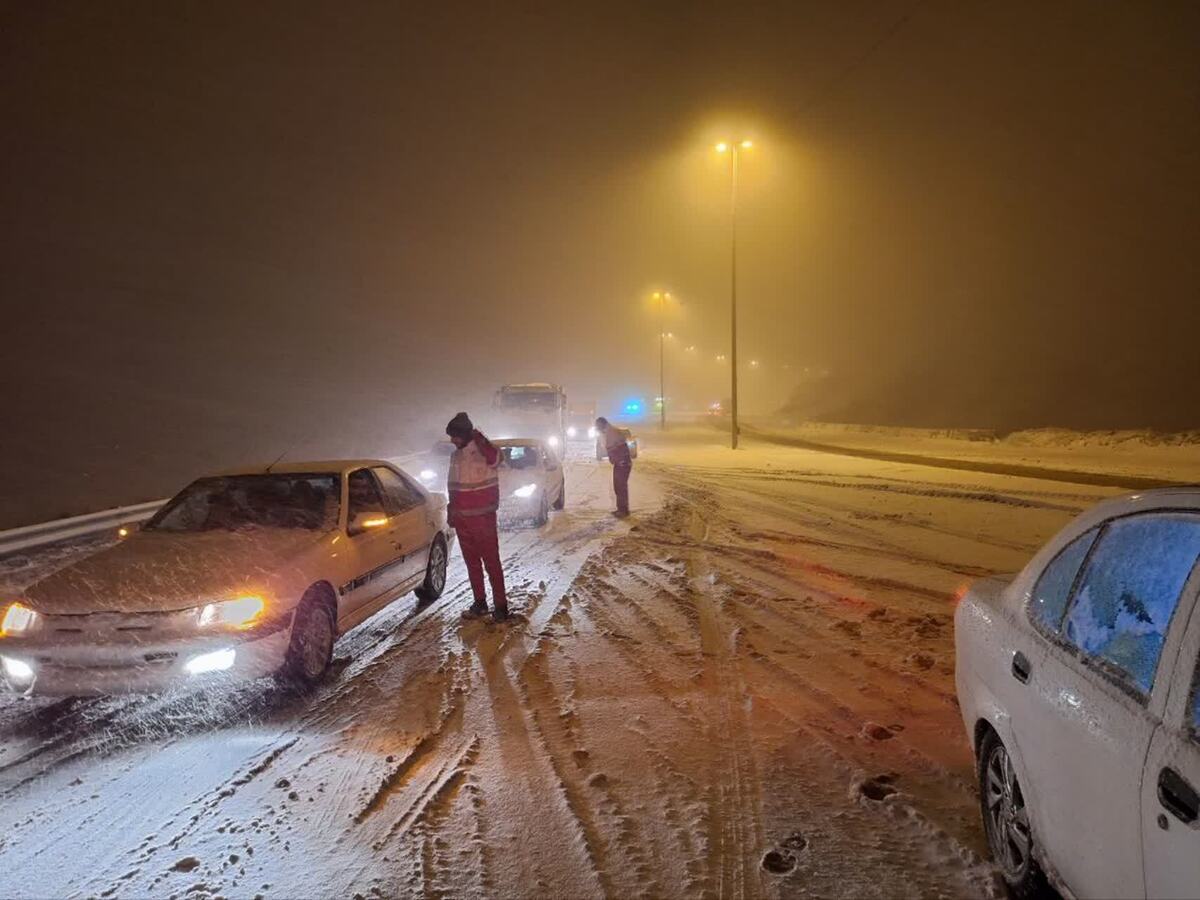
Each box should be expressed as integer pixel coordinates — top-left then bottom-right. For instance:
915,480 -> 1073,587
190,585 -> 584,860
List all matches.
717,140 -> 752,449
659,292 -> 666,430
653,290 -> 671,430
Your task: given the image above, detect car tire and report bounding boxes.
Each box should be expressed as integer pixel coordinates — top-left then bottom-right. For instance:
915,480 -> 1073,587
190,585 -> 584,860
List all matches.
415,535 -> 448,602
553,481 -> 565,510
535,493 -> 549,526
279,596 -> 335,688
978,729 -> 1047,898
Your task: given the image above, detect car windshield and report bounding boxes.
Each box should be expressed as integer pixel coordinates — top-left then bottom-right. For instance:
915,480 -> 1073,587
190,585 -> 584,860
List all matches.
501,445 -> 539,470
499,391 -> 559,411
144,474 -> 341,533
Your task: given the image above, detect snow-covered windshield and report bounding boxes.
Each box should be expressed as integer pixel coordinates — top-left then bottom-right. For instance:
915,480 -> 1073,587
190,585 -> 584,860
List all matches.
144,474 -> 340,533
498,391 -> 559,411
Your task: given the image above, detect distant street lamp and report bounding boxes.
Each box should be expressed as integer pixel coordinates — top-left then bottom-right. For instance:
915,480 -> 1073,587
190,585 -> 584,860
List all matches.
716,139 -> 753,449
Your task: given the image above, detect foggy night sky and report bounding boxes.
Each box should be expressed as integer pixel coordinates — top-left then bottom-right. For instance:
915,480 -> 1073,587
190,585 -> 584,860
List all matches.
1,1 -> 1198,526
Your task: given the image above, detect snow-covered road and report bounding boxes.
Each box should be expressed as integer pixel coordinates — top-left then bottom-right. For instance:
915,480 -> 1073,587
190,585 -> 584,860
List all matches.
0,433 -> 1143,898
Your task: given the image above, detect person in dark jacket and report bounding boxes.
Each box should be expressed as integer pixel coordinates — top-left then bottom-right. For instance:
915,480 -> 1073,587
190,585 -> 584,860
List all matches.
595,416 -> 632,517
446,412 -> 509,622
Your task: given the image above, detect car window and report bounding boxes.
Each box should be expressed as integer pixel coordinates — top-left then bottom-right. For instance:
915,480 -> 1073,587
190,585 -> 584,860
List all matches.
144,474 -> 340,532
347,469 -> 386,529
1030,529 -> 1099,633
502,446 -> 538,470
1191,659 -> 1200,739
372,466 -> 424,514
1062,514 -> 1200,696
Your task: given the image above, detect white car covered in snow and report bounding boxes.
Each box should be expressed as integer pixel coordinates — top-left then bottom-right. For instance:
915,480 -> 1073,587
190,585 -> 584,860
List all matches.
955,487 -> 1200,898
0,460 -> 452,696
496,438 -> 564,527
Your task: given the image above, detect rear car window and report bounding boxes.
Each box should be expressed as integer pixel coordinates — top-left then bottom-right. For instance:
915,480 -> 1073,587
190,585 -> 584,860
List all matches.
502,446 -> 539,470
1063,514 -> 1200,696
1030,529 -> 1099,633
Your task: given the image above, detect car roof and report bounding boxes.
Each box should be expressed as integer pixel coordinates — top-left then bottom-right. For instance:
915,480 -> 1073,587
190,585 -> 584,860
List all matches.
213,459 -> 396,477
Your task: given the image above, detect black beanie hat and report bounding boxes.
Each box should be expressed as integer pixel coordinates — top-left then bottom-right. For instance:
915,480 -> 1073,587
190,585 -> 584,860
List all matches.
446,412 -> 474,440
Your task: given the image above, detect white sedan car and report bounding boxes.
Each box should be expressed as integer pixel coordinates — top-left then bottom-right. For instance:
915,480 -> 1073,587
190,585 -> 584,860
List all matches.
0,460 -> 453,696
955,487 -> 1200,898
495,438 -> 564,527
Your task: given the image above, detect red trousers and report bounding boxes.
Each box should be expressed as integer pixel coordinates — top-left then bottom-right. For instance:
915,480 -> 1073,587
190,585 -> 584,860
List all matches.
455,514 -> 507,612
613,463 -> 631,514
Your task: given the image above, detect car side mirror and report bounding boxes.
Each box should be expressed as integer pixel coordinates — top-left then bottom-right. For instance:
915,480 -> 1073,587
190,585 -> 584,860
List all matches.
116,521 -> 142,539
348,511 -> 389,536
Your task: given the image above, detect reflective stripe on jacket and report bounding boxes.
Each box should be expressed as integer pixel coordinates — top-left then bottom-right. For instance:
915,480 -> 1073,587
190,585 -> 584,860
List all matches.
448,431 -> 501,519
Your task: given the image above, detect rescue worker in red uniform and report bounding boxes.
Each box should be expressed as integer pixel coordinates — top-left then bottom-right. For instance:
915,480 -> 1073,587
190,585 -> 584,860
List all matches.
446,412 -> 509,622
595,416 -> 632,517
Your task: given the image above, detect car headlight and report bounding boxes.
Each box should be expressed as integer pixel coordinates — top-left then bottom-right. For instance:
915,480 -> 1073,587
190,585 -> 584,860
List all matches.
587,426 -> 597,439
566,426 -> 578,438
0,601 -> 40,637
513,484 -> 538,498
419,468 -> 437,482
197,595 -> 266,630
547,435 -> 561,448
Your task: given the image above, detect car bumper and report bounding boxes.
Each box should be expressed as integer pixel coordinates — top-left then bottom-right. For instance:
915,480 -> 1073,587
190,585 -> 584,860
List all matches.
0,624 -> 293,697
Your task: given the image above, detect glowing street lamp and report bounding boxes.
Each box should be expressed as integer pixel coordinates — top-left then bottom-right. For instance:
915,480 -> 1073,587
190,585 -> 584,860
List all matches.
715,138 -> 754,448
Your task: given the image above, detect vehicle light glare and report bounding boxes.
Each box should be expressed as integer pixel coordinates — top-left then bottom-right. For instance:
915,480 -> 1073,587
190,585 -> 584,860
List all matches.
513,484 -> 538,498
566,426 -> 577,438
1,655 -> 34,682
547,435 -> 561,448
419,469 -> 437,482
588,426 -> 597,439
185,648 -> 236,675
1,602 -> 39,637
198,595 -> 266,629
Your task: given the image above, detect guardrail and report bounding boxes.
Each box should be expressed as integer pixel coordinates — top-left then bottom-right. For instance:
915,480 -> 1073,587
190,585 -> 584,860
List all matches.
0,500 -> 167,558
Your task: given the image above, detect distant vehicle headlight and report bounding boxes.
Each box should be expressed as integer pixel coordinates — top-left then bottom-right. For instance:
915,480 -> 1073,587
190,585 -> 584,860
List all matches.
587,426 -> 597,439
566,426 -> 578,438
547,435 -> 561,448
513,484 -> 538,498
419,468 -> 437,482
0,601 -> 40,637
197,595 -> 266,630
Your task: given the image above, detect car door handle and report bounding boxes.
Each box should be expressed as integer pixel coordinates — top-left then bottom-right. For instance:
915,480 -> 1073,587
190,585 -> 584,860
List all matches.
1158,767 -> 1200,824
1011,651 -> 1032,684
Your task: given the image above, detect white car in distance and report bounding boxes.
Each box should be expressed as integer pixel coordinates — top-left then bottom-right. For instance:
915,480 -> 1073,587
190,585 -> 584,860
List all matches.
0,460 -> 453,696
495,438 -> 565,527
955,488 -> 1200,898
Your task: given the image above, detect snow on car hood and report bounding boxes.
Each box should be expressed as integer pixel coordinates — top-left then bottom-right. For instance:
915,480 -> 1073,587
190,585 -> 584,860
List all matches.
24,528 -> 330,615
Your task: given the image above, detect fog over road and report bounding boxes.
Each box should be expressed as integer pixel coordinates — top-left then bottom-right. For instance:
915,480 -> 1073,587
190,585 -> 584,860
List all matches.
0,433 -> 1139,899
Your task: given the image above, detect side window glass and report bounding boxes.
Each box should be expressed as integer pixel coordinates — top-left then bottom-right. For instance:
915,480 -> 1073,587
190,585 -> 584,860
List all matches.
347,469 -> 386,531
1030,529 -> 1099,634
1192,660 -> 1200,738
372,467 -> 423,513
1063,515 -> 1200,696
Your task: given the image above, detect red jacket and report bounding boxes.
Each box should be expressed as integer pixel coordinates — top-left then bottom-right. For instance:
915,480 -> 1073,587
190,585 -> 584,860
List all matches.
448,431 -> 500,524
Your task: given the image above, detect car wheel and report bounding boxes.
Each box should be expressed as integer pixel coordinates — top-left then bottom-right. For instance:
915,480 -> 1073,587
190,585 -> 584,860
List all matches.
979,730 -> 1047,898
553,481 -> 565,510
279,598 -> 334,687
535,493 -> 549,526
415,535 -> 448,602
